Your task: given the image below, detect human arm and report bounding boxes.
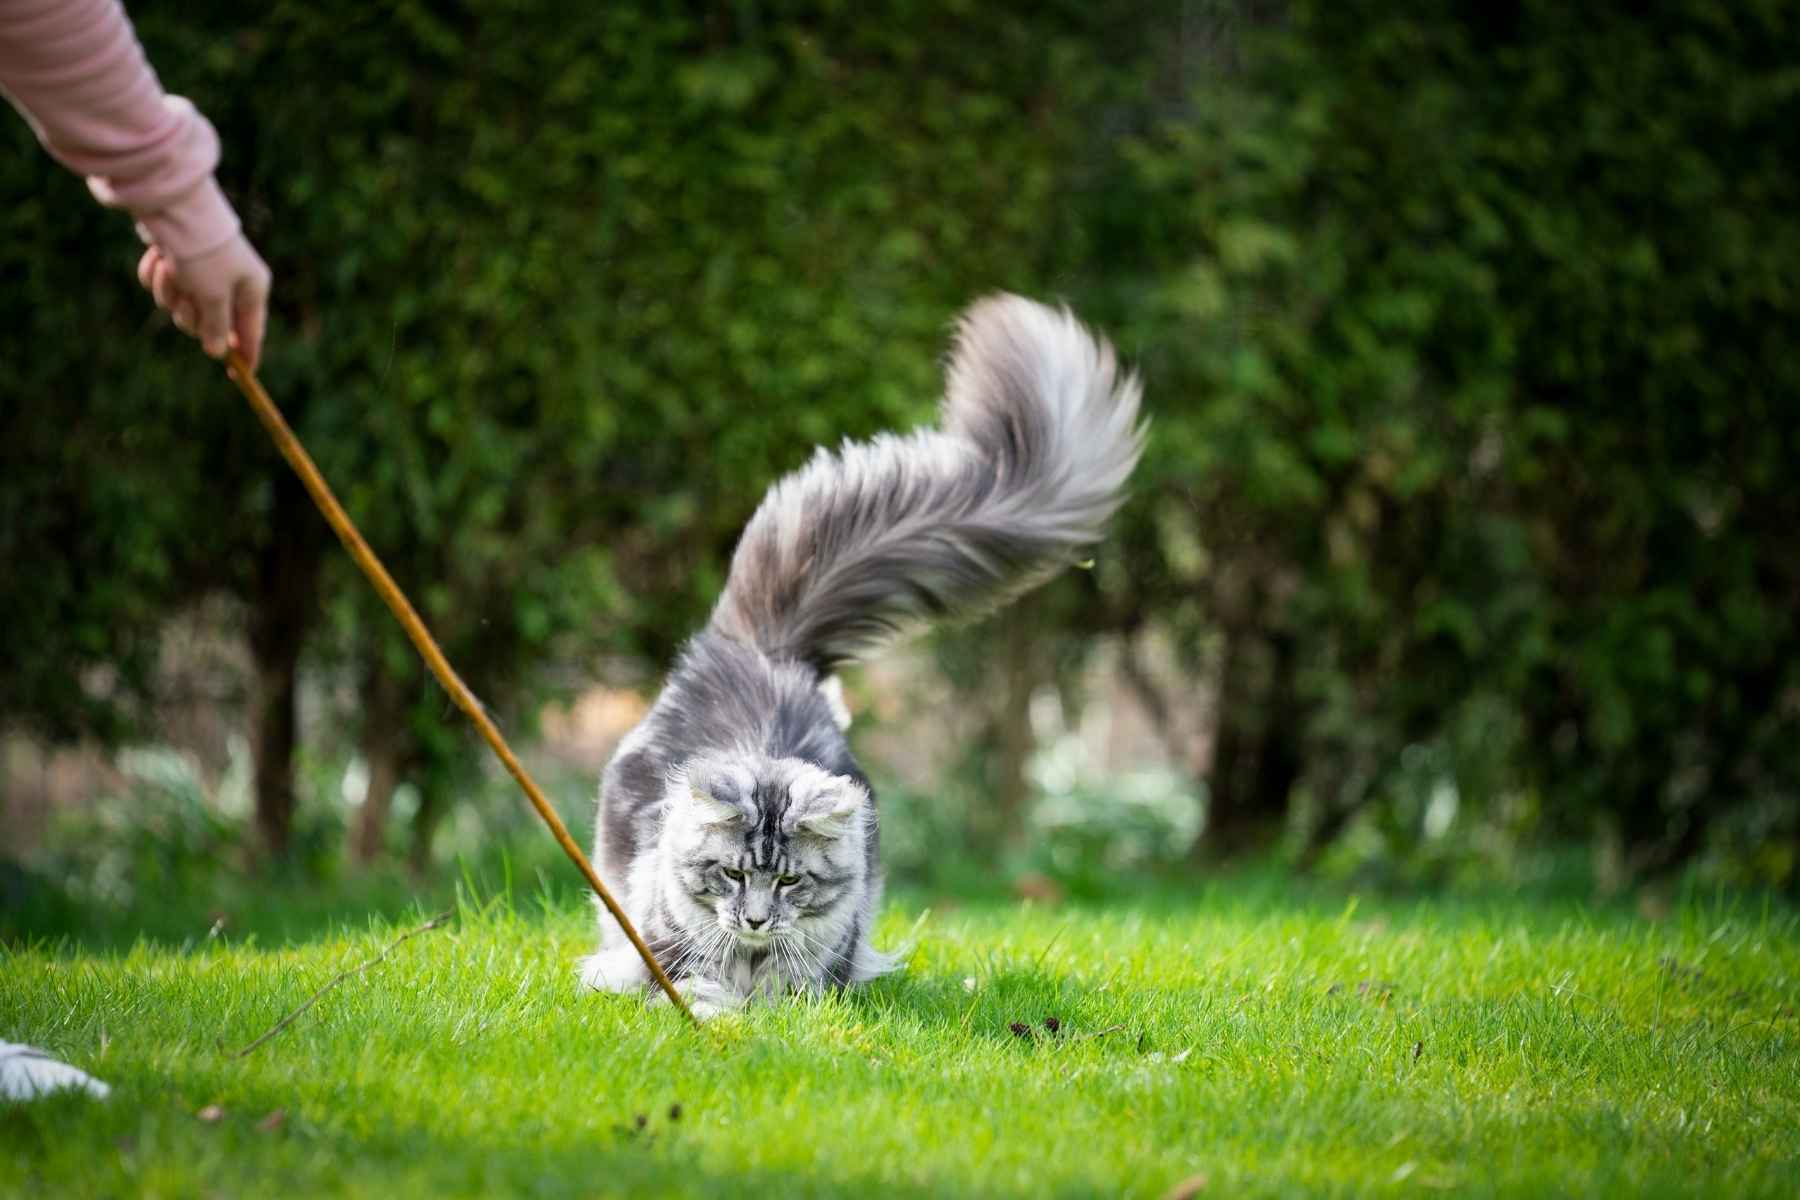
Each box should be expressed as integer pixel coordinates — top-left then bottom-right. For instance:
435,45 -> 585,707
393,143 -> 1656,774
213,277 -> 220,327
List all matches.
0,0 -> 269,366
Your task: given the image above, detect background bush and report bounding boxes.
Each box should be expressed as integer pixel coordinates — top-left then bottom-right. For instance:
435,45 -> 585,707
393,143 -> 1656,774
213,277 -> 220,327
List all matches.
2,0 -> 1795,898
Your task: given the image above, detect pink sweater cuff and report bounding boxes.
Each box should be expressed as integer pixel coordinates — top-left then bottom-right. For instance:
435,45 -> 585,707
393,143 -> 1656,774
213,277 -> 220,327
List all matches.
119,168 -> 240,260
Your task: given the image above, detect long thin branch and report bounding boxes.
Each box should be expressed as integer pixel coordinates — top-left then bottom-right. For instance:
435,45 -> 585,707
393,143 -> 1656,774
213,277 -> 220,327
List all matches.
224,351 -> 695,1025
234,911 -> 454,1058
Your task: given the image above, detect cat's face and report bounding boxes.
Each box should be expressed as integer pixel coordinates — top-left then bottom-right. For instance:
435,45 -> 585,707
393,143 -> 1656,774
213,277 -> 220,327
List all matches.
667,754 -> 868,948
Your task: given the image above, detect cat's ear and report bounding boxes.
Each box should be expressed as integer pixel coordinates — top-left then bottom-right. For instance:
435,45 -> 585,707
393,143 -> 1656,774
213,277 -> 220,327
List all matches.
788,777 -> 867,841
688,786 -> 746,827
683,761 -> 751,827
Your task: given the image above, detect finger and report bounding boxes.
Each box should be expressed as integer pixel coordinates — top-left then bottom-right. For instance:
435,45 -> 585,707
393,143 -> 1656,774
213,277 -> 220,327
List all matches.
151,259 -> 178,313
172,298 -> 199,336
198,296 -> 231,358
233,273 -> 270,371
137,248 -> 160,292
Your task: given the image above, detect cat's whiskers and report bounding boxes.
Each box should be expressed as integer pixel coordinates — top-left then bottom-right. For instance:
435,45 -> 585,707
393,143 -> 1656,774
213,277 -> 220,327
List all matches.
768,936 -> 797,987
779,935 -> 821,996
791,923 -> 835,964
663,923 -> 733,979
788,941 -> 810,986
777,927 -> 826,982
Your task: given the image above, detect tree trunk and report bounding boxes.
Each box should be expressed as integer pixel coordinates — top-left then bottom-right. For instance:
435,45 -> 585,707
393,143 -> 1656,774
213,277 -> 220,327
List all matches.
351,741 -> 402,864
1196,629 -> 1299,859
409,769 -> 443,875
247,473 -> 321,862
350,663 -> 410,864
992,598 -> 1041,850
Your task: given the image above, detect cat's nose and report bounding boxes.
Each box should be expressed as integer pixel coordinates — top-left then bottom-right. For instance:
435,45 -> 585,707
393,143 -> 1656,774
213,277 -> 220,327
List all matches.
744,915 -> 767,929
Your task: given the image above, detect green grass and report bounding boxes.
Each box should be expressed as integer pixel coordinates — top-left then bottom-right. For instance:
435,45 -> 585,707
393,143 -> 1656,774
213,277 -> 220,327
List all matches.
4,872 -> 1798,1198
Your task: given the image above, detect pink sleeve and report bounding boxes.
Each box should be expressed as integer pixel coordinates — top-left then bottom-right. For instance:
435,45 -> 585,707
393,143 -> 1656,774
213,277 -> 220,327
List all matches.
0,0 -> 238,260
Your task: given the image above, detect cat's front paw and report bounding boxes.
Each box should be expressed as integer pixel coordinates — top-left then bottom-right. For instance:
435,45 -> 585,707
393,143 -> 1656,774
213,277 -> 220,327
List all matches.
578,947 -> 649,993
665,975 -> 744,1021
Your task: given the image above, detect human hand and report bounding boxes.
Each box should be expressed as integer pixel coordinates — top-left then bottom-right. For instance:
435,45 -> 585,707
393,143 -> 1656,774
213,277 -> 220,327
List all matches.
136,233 -> 272,371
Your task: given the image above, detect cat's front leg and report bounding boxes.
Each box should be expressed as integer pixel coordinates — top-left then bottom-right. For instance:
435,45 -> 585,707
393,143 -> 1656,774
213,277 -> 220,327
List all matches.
663,973 -> 745,1021
577,945 -> 650,993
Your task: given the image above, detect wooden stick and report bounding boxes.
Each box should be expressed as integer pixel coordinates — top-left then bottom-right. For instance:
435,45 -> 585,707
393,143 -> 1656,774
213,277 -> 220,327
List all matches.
224,351 -> 696,1025
235,910 -> 454,1057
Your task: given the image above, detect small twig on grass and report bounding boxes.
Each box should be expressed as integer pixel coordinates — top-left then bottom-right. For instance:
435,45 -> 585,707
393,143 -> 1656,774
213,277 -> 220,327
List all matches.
234,911 -> 454,1059
1029,926 -> 1068,973
1063,1023 -> 1128,1043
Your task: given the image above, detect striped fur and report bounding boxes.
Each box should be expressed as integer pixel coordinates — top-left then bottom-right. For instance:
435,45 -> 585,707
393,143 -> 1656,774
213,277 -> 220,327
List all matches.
580,294 -> 1145,1018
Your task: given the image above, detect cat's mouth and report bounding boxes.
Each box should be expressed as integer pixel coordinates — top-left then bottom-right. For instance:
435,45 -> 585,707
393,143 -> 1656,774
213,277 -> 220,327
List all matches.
731,926 -> 779,947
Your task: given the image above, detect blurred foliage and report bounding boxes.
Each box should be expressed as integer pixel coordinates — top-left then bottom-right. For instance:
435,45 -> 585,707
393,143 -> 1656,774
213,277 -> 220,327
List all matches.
2,0 -> 1797,888
1100,0 -> 1800,885
0,737 -> 602,947
1,0 -> 1157,855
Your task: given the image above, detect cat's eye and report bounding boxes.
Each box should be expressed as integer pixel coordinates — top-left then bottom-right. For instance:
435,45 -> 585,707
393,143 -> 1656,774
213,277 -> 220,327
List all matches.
721,867 -> 745,881
777,873 -> 801,886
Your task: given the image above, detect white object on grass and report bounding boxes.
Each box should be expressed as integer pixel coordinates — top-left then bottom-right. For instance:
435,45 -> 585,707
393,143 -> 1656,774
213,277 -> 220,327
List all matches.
0,1042 -> 111,1100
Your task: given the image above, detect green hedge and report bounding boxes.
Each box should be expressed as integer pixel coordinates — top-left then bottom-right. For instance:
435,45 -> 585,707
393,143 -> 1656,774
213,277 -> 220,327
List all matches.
1105,0 -> 1800,882
4,0 -> 1795,881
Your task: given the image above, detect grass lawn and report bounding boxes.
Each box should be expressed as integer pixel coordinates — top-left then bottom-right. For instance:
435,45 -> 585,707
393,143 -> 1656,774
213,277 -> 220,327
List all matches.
4,869 -> 1797,1197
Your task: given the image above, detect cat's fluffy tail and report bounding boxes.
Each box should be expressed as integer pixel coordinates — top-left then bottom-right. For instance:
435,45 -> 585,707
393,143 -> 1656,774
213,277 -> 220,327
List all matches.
710,293 -> 1146,671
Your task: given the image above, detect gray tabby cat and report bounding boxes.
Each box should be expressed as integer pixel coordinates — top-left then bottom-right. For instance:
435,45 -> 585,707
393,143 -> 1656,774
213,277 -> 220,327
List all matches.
579,294 -> 1145,1017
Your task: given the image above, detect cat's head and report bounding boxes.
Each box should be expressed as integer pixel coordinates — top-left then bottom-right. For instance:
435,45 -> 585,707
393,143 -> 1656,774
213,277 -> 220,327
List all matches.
665,752 -> 870,946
